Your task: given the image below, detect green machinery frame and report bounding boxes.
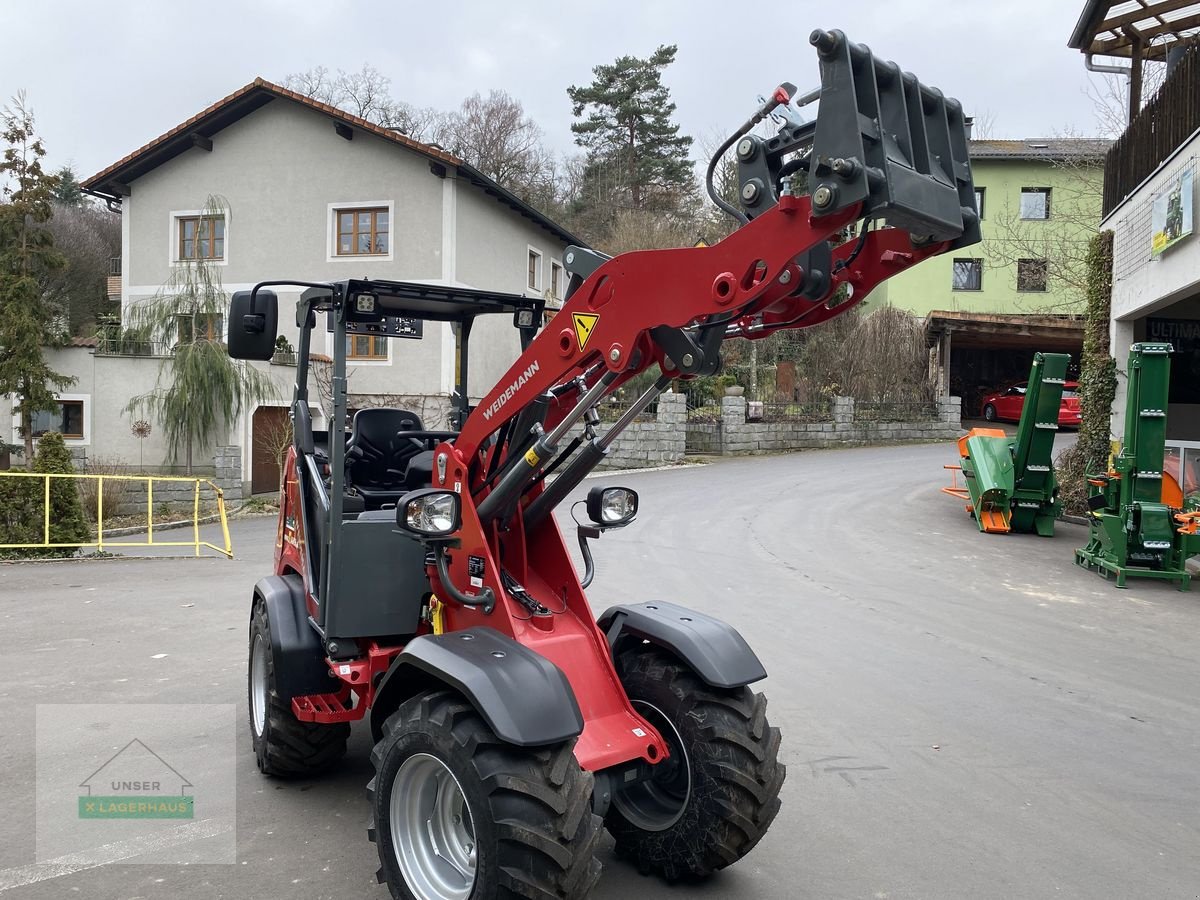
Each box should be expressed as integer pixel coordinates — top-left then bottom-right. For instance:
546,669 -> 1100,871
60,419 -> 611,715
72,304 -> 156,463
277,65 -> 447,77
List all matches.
1075,342 -> 1200,589
944,352 -> 1070,536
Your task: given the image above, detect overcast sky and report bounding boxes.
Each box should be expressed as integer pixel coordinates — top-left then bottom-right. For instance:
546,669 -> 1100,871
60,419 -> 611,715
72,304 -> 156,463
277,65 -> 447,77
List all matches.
4,0 -> 1119,182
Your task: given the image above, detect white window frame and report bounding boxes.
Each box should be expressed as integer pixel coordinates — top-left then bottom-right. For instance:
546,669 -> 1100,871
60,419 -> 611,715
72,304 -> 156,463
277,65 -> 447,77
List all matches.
527,246 -> 543,295
169,208 -> 229,267
328,201 -> 395,263
11,392 -> 92,446
549,259 -> 564,307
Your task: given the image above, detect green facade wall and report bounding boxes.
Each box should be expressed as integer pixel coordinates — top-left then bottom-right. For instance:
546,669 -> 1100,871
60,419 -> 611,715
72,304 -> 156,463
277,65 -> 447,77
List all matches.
876,157 -> 1103,318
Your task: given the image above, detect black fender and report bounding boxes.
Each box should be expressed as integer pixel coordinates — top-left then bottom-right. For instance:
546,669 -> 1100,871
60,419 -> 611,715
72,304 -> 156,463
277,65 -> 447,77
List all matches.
252,574 -> 330,702
370,627 -> 584,747
598,600 -> 767,689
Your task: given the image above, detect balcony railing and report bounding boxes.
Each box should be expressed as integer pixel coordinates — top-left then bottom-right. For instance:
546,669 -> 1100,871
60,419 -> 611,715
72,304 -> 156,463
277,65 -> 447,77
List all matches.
94,336 -> 173,357
1104,40 -> 1200,218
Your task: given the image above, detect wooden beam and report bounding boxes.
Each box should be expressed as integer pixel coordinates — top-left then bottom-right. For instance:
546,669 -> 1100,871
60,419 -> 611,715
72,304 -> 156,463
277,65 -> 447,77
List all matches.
334,121 -> 353,141
189,133 -> 213,152
1098,0 -> 1196,34
1129,29 -> 1145,122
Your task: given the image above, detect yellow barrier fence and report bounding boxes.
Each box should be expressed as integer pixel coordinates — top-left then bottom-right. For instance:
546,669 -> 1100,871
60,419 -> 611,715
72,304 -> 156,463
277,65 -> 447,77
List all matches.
0,471 -> 233,558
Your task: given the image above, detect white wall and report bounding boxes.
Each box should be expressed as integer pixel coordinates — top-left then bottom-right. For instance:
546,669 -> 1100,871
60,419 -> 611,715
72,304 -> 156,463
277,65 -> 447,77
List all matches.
116,96 -> 573,434
1106,131 -> 1200,437
453,178 -> 569,400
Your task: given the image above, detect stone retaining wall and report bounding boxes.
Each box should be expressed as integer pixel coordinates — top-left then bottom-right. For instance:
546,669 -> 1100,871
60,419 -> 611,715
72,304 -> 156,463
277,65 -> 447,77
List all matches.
564,393 -> 687,469
713,395 -> 962,455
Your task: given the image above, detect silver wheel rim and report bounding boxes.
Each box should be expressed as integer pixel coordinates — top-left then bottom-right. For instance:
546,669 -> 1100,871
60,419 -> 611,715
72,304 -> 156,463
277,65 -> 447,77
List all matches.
391,753 -> 477,900
250,633 -> 268,737
612,700 -> 692,832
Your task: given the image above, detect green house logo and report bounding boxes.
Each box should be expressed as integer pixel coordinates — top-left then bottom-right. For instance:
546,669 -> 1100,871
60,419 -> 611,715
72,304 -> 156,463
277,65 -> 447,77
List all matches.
78,738 -> 194,820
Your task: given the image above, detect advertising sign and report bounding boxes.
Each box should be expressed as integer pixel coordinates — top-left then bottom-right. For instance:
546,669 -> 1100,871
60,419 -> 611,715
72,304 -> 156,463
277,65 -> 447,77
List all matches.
1151,169 -> 1194,257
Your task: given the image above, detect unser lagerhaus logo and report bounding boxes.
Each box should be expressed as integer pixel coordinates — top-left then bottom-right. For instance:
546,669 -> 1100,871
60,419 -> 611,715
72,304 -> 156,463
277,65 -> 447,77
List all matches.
77,738 -> 194,820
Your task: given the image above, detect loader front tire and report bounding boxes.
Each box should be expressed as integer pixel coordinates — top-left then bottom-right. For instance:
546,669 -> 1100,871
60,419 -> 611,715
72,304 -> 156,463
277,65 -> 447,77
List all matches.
606,648 -> 784,881
248,599 -> 349,777
368,689 -> 603,900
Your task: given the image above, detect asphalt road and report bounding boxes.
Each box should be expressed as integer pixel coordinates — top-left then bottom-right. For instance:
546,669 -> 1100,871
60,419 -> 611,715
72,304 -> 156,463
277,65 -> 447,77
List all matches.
3,438 -> 1200,899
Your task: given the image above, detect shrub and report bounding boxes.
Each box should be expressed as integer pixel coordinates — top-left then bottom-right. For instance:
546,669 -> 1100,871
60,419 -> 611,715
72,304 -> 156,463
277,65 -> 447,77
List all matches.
0,433 -> 90,558
76,455 -> 135,523
33,432 -> 91,556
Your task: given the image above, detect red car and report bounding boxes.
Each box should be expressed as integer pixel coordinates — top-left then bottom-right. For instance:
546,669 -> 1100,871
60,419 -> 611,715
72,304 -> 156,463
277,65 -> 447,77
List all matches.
980,381 -> 1081,427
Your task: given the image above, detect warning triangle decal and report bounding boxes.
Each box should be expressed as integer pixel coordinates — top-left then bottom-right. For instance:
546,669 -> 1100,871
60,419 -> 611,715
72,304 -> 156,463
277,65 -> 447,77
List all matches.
572,313 -> 599,351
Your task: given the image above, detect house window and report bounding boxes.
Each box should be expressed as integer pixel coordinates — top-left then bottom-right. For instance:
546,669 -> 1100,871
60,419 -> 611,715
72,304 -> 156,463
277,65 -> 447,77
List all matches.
336,207 -> 390,256
528,248 -> 542,291
177,314 -> 223,343
550,261 -> 564,300
31,401 -> 84,439
974,188 -> 985,220
178,215 -> 225,260
951,258 -> 983,291
1019,188 -> 1051,220
348,334 -> 388,360
1017,259 -> 1049,292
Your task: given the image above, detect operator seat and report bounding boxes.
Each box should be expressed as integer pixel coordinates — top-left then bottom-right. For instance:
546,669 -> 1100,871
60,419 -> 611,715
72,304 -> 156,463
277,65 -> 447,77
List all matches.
346,408 -> 424,508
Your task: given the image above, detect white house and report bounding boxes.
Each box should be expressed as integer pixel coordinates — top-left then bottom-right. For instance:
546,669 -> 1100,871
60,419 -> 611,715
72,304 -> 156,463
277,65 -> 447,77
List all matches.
4,78 -> 579,493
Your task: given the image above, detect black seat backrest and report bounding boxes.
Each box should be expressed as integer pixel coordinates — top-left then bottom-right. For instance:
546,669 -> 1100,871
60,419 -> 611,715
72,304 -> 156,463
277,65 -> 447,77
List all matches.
347,408 -> 424,488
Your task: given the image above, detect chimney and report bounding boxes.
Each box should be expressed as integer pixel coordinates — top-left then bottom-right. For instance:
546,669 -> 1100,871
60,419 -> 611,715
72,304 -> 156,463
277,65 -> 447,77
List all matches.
964,116 -> 974,140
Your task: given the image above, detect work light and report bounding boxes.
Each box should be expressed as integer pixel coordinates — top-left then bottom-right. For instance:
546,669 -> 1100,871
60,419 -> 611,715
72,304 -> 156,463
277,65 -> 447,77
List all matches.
586,486 -> 638,527
398,489 -> 461,538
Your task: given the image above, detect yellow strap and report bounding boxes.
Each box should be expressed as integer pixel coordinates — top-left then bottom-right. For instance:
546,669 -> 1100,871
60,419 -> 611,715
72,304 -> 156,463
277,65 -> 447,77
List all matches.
429,595 -> 445,636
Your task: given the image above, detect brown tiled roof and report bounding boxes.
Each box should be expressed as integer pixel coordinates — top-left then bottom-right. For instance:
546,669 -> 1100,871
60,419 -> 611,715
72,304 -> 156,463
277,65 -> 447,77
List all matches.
969,138 -> 1111,160
84,78 -> 461,190
81,77 -> 582,247
68,336 -> 99,348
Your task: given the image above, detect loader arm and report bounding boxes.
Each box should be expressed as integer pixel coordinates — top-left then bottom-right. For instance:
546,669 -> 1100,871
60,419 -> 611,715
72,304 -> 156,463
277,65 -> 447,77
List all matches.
449,29 -> 981,534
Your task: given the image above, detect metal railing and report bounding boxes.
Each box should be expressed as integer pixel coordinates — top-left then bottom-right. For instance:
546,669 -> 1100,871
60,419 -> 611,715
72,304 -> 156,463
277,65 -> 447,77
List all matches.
0,472 -> 232,557
753,399 -> 833,423
597,394 -> 659,424
94,336 -> 174,357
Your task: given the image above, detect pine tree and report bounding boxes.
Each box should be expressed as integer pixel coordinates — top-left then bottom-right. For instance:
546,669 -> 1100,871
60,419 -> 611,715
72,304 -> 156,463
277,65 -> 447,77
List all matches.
0,92 -> 74,466
32,430 -> 89,555
51,165 -> 83,206
567,45 -> 695,215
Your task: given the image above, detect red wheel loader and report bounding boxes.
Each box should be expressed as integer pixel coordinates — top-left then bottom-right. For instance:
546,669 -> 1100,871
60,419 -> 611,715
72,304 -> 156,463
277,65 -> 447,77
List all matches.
229,29 -> 979,899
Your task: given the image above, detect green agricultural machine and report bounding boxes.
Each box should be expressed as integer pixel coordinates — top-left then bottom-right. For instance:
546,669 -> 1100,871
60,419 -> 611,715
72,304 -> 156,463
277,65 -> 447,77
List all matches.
943,352 -> 1070,536
1076,342 -> 1200,589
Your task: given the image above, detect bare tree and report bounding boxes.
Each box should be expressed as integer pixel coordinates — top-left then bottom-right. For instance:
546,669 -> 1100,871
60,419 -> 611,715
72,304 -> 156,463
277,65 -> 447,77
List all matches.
446,91 -> 556,198
43,200 -> 120,334
282,63 -> 450,140
981,142 -> 1107,313
1086,62 -> 1168,137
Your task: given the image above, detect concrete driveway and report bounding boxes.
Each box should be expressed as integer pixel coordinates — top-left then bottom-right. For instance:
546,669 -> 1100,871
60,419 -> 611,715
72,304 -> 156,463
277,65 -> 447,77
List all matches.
2,438 -> 1199,899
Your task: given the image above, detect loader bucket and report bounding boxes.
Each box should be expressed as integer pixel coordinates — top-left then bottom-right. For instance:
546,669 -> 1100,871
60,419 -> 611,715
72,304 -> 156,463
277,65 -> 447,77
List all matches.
807,29 -> 980,248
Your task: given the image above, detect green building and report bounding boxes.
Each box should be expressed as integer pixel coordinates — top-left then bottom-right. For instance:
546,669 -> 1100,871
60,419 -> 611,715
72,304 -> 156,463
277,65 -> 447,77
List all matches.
879,138 -> 1109,413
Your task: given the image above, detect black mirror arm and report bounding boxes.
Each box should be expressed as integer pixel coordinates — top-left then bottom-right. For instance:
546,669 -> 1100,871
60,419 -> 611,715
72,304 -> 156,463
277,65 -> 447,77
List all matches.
434,544 -> 495,613
577,524 -> 601,589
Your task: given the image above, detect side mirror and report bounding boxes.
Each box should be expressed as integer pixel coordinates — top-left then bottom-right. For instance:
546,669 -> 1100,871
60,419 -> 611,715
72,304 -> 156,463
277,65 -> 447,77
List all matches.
397,488 -> 461,539
586,486 -> 638,528
228,289 -> 278,360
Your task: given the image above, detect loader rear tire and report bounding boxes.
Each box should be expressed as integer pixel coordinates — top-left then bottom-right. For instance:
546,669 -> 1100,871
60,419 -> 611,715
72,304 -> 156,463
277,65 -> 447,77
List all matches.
606,648 -> 784,882
368,689 -> 603,900
248,599 -> 349,777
